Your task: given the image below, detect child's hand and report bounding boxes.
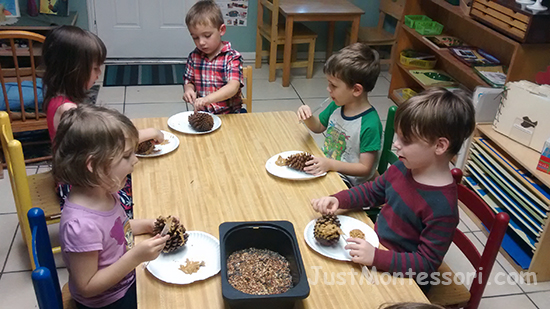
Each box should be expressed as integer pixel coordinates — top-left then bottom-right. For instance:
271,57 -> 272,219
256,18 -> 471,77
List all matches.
297,105 -> 313,121
344,238 -> 375,266
133,234 -> 170,263
193,97 -> 211,112
311,196 -> 339,215
183,90 -> 197,104
151,129 -> 164,144
304,156 -> 332,175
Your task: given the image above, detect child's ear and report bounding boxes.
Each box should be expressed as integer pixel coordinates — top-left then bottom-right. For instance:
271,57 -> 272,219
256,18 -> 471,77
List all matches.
352,83 -> 364,97
86,155 -> 94,173
219,24 -> 227,36
434,137 -> 450,156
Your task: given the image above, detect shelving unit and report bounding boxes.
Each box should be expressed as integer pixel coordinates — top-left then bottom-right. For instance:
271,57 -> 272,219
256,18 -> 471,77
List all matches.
388,0 -> 550,104
466,124 -> 550,282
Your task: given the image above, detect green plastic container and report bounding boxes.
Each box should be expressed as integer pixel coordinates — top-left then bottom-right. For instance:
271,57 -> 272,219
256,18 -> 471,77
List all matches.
404,15 -> 432,29
415,21 -> 444,35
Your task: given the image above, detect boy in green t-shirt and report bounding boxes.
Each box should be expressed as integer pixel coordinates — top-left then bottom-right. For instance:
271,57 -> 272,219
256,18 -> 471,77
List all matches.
297,43 -> 382,187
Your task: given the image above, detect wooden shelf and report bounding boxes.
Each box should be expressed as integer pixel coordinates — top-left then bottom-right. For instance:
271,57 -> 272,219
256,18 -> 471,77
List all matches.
477,124 -> 550,188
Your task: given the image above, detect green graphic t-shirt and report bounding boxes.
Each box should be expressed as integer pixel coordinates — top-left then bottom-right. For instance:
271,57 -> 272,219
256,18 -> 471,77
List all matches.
319,101 -> 382,186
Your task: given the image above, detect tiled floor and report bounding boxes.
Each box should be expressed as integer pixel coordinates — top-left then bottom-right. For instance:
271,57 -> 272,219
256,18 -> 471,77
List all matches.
1,62 -> 548,308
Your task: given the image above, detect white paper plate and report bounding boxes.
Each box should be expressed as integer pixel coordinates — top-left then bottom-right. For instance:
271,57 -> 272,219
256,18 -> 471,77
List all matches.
167,111 -> 221,134
146,231 -> 220,284
304,215 -> 379,261
136,130 -> 179,158
265,150 -> 327,180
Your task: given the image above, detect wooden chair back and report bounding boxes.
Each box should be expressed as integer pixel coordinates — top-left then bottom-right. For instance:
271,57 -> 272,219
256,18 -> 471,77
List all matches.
1,111 -> 60,269
29,207 -> 75,309
0,30 -> 46,133
242,66 -> 253,112
377,105 -> 398,175
378,0 -> 406,31
428,169 -> 510,309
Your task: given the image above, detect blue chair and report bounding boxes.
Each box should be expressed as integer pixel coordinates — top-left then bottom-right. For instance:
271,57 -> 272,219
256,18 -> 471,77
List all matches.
29,207 -> 74,309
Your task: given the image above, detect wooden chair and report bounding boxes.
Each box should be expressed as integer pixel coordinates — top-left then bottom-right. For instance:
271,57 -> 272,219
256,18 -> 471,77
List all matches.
255,0 -> 317,82
428,168 -> 510,309
0,111 -> 61,269
29,208 -> 75,309
242,65 -> 253,112
346,0 -> 405,67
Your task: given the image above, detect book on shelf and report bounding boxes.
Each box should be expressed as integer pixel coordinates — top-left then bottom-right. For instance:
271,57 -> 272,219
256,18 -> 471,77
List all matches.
423,35 -> 466,49
408,69 -> 457,87
449,46 -> 500,67
473,65 -> 507,87
392,88 -> 418,104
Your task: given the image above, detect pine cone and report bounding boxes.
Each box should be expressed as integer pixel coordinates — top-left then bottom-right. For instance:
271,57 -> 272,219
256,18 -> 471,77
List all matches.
313,214 -> 341,246
285,152 -> 313,171
153,216 -> 189,253
349,229 -> 365,240
137,139 -> 155,155
188,112 -> 214,132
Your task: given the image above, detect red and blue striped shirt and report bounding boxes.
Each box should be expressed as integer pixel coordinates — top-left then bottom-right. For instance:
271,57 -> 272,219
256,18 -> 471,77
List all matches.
333,161 -> 458,276
184,41 -> 243,114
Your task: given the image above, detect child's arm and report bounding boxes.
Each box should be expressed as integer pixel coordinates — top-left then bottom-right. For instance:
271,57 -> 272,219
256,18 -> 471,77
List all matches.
138,128 -> 164,144
129,219 -> 155,235
183,83 -> 197,104
304,151 -> 377,177
193,80 -> 240,111
297,105 -> 326,133
52,102 -> 78,131
67,234 -> 169,298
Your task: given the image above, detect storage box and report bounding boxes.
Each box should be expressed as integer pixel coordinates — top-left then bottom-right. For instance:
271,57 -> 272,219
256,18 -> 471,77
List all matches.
404,15 -> 432,28
493,81 -> 550,152
415,21 -> 444,35
537,138 -> 550,174
219,221 -> 309,309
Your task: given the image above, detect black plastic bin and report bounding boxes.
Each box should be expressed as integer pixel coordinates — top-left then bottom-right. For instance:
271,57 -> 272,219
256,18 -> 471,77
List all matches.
219,221 -> 310,309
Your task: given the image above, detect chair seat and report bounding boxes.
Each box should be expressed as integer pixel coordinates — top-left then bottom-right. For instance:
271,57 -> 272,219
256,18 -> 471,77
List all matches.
357,27 -> 395,44
62,283 -> 76,309
28,172 -> 61,221
427,262 -> 471,308
259,22 -> 318,43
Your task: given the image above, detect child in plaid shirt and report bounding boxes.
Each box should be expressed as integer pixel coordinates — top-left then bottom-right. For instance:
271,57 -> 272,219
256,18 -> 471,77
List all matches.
183,0 -> 244,114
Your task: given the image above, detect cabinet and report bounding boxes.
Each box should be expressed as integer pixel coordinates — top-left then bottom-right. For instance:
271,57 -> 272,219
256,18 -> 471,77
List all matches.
466,124 -> 550,282
388,0 -> 550,104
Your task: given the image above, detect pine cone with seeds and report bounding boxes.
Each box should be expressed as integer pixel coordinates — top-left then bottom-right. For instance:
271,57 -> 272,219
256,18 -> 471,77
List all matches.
285,152 -> 313,171
153,216 -> 189,253
137,139 -> 155,155
313,214 -> 341,246
188,112 -> 214,132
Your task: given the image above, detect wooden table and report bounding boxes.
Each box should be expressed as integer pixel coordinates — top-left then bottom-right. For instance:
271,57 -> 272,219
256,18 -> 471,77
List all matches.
279,0 -> 364,87
132,111 -> 428,308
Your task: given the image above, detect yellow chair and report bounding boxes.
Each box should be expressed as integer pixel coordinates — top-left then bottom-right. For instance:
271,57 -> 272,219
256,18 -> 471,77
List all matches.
255,0 -> 318,82
345,0 -> 405,67
242,66 -> 253,112
0,111 -> 61,269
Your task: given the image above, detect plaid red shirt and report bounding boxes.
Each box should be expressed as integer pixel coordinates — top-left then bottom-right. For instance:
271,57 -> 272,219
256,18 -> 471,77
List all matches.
183,41 -> 243,114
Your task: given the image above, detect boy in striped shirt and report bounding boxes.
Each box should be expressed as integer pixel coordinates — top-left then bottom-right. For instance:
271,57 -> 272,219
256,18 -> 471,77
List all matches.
312,88 -> 475,291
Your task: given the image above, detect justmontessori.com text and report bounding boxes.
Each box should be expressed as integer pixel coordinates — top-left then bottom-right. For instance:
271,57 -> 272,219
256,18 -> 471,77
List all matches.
308,266 -> 537,286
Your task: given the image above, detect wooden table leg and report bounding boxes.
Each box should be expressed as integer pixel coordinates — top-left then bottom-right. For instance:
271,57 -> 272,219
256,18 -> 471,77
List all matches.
282,16 -> 294,87
349,16 -> 360,44
326,21 -> 335,60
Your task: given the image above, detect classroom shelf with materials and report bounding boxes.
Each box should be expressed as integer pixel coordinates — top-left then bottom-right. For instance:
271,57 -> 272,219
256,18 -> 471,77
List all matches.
463,123 -> 550,282
387,0 -> 550,105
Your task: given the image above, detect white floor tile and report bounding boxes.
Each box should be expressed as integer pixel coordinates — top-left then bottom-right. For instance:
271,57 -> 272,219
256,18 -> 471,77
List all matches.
459,206 -> 481,232
370,76 -> 390,97
0,214 -> 18,267
380,70 -> 392,81
125,102 -> 189,120
457,220 -> 469,233
252,99 -> 303,113
0,271 -> 39,308
527,290 -> 550,308
0,170 -> 16,214
251,61 -> 326,81
369,96 -> 396,122
97,86 -> 125,104
99,102 -> 124,115
310,132 -> 326,150
290,78 -> 329,99
126,85 -> 184,104
479,294 -> 537,309
252,79 -> 300,100
37,163 -> 52,174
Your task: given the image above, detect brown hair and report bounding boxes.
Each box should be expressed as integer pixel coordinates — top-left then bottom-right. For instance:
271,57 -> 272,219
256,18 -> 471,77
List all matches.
380,302 -> 444,309
185,0 -> 224,29
42,25 -> 107,112
52,104 -> 138,190
394,87 -> 475,156
323,42 -> 381,92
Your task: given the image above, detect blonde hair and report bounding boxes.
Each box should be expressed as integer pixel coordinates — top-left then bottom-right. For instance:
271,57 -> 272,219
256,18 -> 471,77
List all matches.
394,87 -> 475,156
52,104 -> 139,190
185,0 -> 224,29
324,42 -> 380,92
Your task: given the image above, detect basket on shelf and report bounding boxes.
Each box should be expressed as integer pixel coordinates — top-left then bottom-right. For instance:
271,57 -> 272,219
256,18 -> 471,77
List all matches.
404,15 -> 432,28
399,50 -> 437,69
415,21 -> 444,35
